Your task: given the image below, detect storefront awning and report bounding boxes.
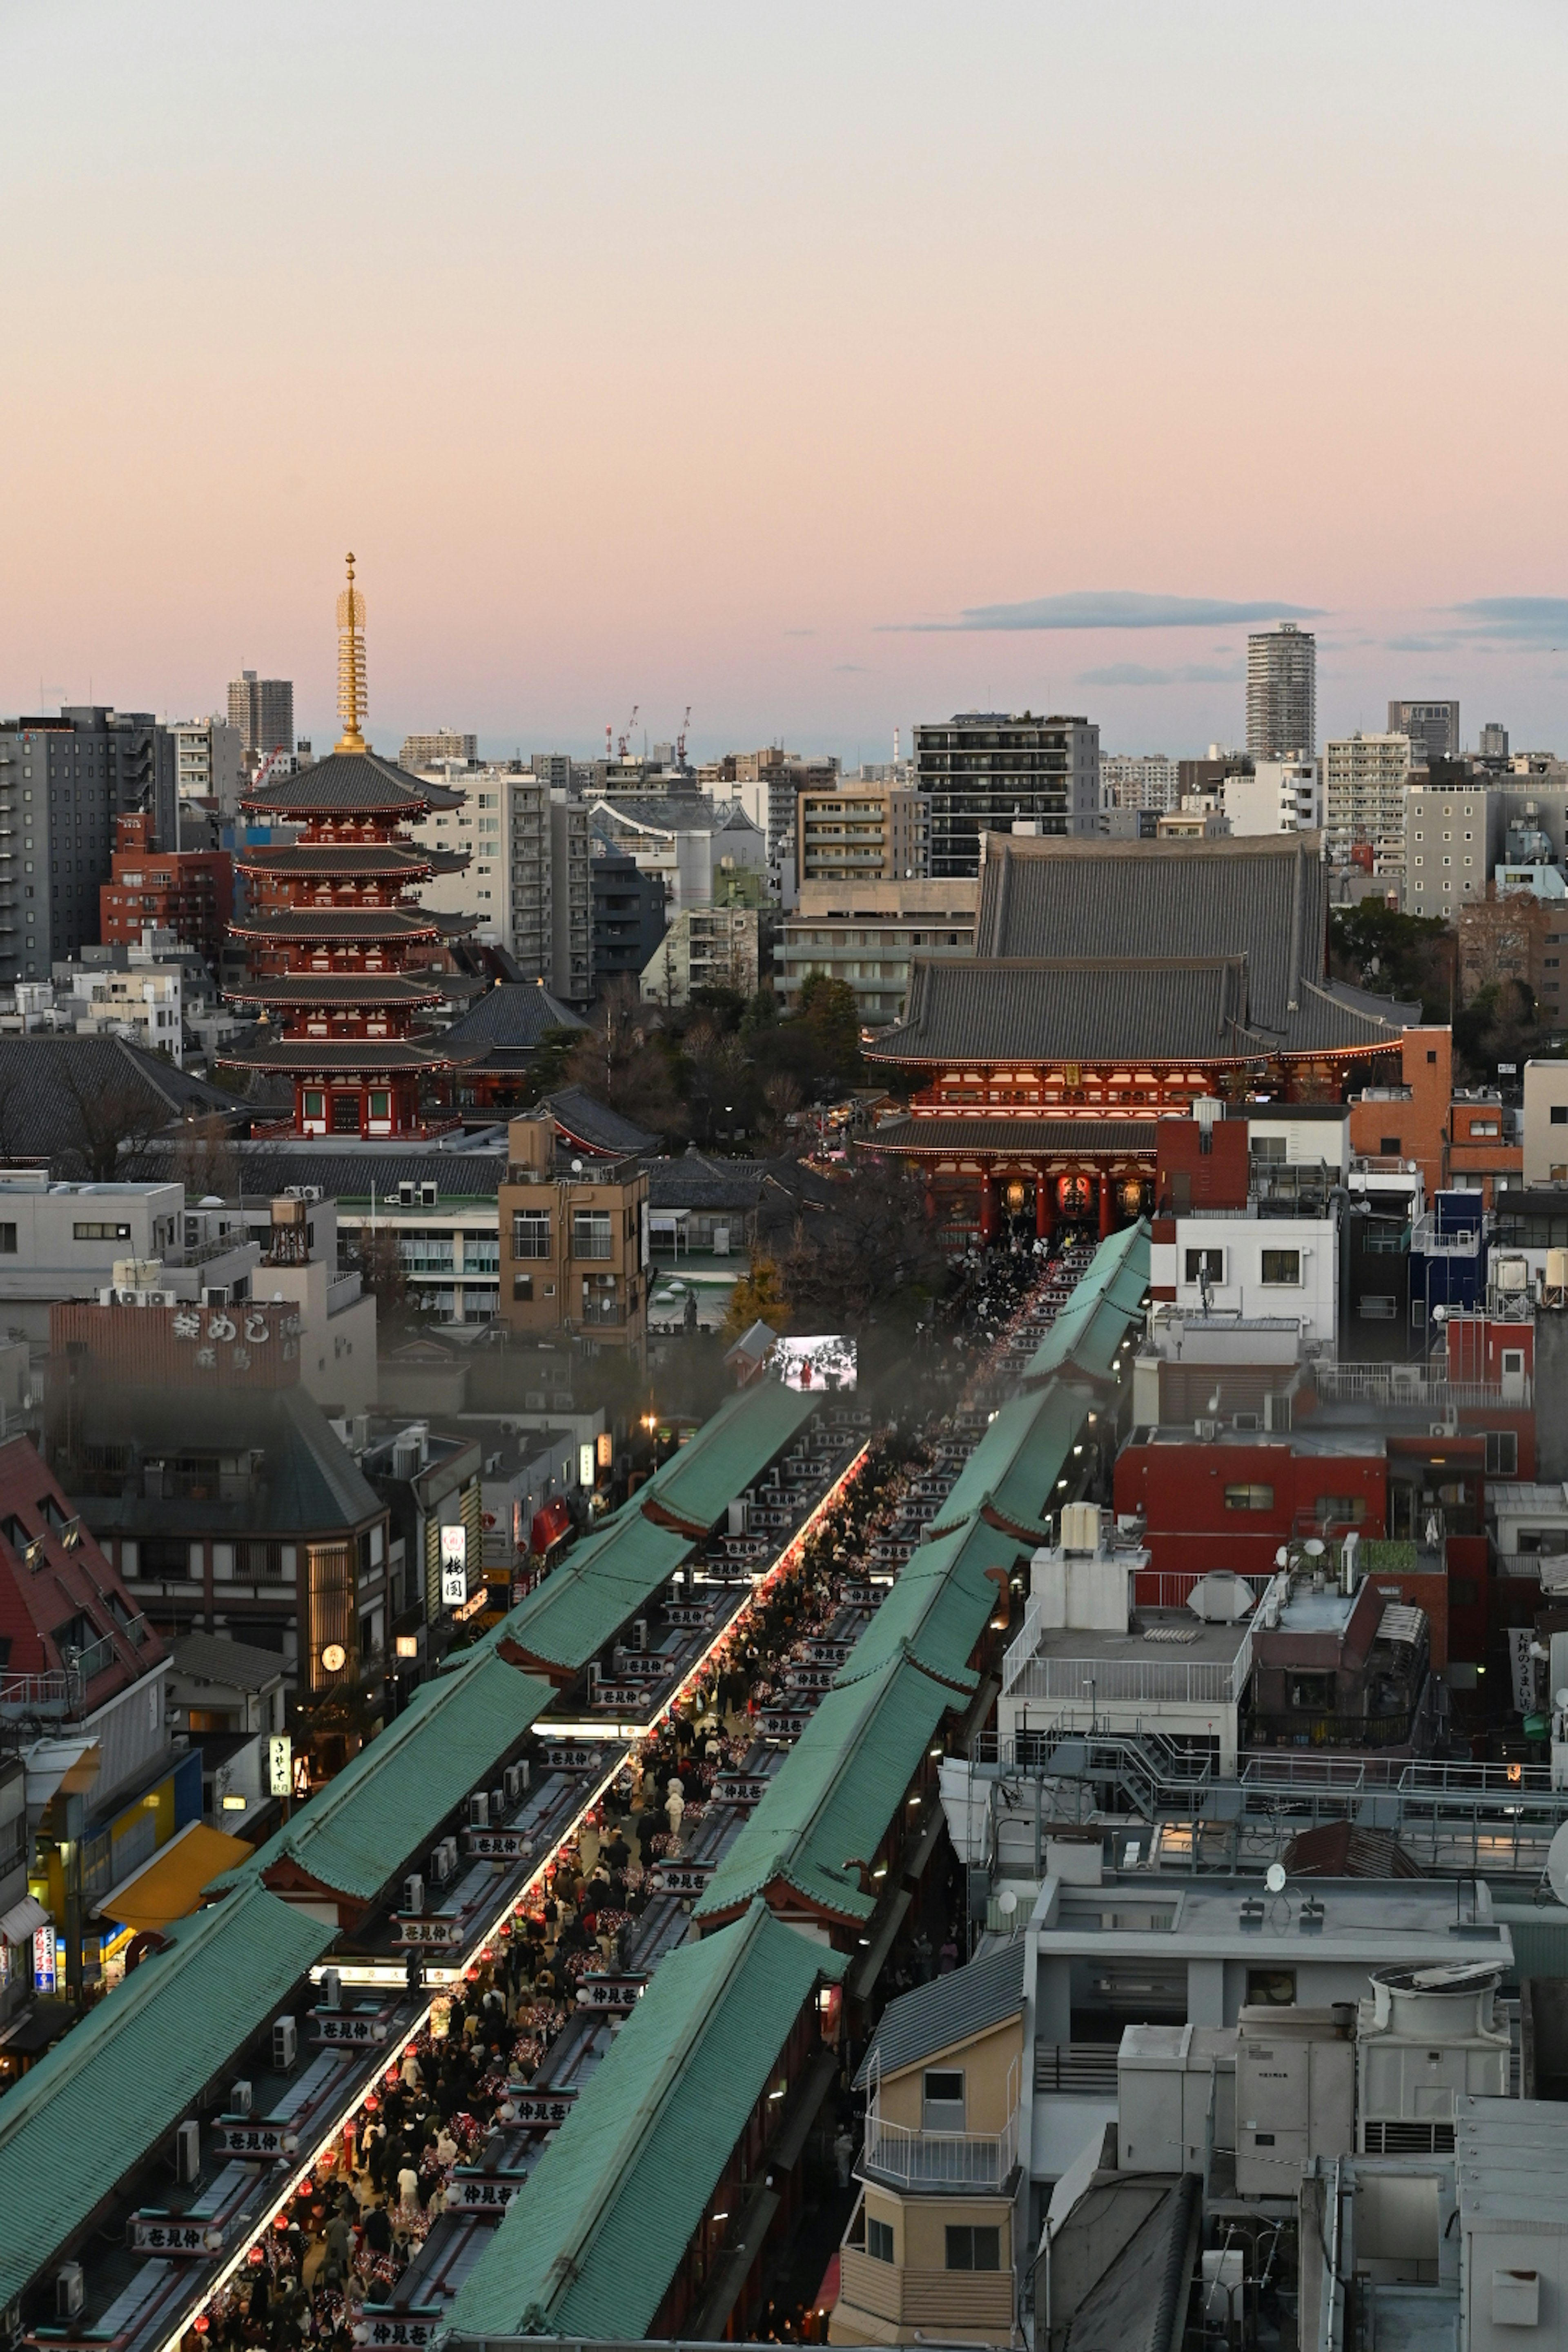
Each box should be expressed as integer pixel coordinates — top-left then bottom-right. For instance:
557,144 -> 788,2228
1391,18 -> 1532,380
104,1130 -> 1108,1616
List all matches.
0,1895 -> 49,1947
97,1821 -> 254,1934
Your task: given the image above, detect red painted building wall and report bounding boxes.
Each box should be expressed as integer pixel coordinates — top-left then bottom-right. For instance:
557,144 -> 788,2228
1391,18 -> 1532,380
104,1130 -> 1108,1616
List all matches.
1116,1434 -> 1390,1588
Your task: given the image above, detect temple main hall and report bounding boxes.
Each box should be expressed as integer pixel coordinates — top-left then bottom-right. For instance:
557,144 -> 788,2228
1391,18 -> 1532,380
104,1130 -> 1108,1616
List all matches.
864,829 -> 1419,1245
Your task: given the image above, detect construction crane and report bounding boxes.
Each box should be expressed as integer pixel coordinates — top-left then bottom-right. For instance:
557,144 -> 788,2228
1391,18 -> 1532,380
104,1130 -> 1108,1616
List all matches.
616,704 -> 639,760
675,705 -> 692,768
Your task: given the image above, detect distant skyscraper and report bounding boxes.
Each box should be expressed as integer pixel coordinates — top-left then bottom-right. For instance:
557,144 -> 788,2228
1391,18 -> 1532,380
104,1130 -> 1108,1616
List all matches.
1388,699 -> 1459,762
1480,721 -> 1510,764
1245,624 -> 1316,760
399,730 -> 477,771
227,669 -> 295,757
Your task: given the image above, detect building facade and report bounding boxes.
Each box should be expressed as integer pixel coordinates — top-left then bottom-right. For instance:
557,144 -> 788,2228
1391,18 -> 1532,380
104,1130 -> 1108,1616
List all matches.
226,672 -> 294,759
169,717 -> 244,814
591,851 -> 667,987
1403,781 -> 1505,919
98,811 -> 233,965
1223,757 -> 1323,835
1246,624 -> 1316,760
1325,732 -> 1413,871
640,905 -> 762,1005
915,713 -> 1100,878
1388,699 -> 1461,762
1100,752 -> 1180,813
399,731 -> 477,770
498,1111 -> 648,1361
777,879 -> 979,1024
0,708 -> 178,983
796,780 -> 930,883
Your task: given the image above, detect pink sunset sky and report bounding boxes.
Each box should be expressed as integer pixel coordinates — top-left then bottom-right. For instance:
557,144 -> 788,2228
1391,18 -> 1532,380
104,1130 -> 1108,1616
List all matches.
4,0 -> 1568,763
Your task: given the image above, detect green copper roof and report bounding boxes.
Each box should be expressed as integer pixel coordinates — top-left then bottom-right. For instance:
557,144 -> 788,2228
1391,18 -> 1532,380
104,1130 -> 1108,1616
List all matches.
1022,1221 -> 1149,1388
486,1506 -> 695,1672
445,1901 -> 843,2341
640,1381 -> 821,1534
931,1378 -> 1095,1542
694,1652 -> 961,1925
0,1882 -> 332,2306
836,1513 -> 1020,1692
231,1648 -> 552,1902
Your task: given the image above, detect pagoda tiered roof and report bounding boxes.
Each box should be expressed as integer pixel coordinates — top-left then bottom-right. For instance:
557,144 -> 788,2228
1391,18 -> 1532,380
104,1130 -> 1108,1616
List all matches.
235,841 -> 470,880
240,973 -> 449,1010
240,747 -> 465,818
222,1036 -> 474,1075
229,907 -> 475,944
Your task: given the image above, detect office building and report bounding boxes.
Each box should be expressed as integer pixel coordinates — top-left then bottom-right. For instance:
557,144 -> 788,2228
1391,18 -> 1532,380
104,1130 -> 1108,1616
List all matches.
1403,780 -> 1505,919
408,765 -> 552,979
0,707 -> 179,982
777,878 -> 978,1024
1245,622 -> 1316,759
1223,755 -> 1323,835
169,717 -> 244,814
1388,699 -> 1460,762
727,746 -> 840,864
550,791 -> 594,1004
588,794 -> 769,920
399,731 -> 477,771
226,670 -> 294,759
1480,721 -> 1510,764
499,1109 -> 648,1361
796,779 -> 929,883
1324,731 -> 1413,870
915,711 -> 1100,878
1100,752 -> 1180,812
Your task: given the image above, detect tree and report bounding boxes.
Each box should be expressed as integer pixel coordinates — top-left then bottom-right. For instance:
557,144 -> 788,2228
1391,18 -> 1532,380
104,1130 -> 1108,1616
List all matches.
1454,978 -> 1543,1085
757,1073 -> 804,1155
796,972 -> 863,1088
1328,904 -> 1454,1022
60,1060 -> 169,1183
173,1112 -> 239,1201
720,1254 -> 791,1342
561,978 -> 688,1142
770,1158 -> 947,1330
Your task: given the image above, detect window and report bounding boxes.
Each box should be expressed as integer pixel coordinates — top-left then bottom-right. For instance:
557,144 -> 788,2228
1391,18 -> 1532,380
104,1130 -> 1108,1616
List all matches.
1246,1969 -> 1297,2006
867,2218 -> 895,2265
238,1539 -> 284,1581
572,1209 -> 613,1260
1359,1295 -> 1396,1319
512,1272 -> 534,1302
512,1212 -> 551,1258
946,2227 -> 1000,2273
1261,1249 -> 1301,1285
1184,1247 -> 1224,1284
74,1220 -> 131,1241
1552,1105 -> 1568,1125
1290,1671 -> 1335,1711
1486,1430 -> 1519,1476
922,2070 -> 966,2130
0,1224 -> 14,1254
1224,1483 -> 1275,1511
1379,1136 -> 1401,1156
1502,1348 -> 1525,1376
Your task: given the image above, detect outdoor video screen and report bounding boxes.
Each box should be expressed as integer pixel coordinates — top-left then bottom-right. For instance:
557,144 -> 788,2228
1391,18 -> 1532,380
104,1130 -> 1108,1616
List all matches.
773,1334 -> 857,1392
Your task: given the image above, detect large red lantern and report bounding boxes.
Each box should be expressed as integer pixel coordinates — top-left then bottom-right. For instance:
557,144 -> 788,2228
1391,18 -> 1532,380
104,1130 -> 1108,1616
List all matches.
1056,1174 -> 1093,1218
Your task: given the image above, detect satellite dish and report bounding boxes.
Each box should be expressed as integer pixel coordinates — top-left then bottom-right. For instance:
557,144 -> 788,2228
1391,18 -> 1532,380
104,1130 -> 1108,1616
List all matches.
1274,1546 -> 1289,1568
1556,1688 -> 1568,1713
1548,1821 -> 1568,1911
1303,1539 -> 1326,1559
1265,1862 -> 1287,1896
999,1889 -> 1018,1915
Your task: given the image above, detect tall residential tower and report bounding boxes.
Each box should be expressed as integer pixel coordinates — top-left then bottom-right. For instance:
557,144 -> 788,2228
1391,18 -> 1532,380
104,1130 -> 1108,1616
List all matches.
1245,623 -> 1316,761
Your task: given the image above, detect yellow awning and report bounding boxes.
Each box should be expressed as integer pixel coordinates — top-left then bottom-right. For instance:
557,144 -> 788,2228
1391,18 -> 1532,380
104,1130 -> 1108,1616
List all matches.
98,1823 -> 254,1934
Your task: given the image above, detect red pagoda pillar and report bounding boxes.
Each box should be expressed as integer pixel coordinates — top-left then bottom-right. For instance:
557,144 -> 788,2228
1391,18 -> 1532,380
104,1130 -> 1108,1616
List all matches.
979,1173 -> 997,1244
1036,1177 -> 1054,1242
1098,1171 -> 1114,1239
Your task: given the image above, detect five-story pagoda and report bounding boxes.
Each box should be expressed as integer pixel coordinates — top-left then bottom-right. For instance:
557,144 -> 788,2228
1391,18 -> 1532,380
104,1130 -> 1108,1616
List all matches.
222,557 -> 475,1136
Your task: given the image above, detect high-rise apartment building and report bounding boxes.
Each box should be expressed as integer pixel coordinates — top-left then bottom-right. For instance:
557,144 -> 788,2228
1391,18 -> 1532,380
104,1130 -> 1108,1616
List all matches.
1222,757 -> 1323,836
0,708 -> 178,981
407,764 -> 574,992
1245,624 -> 1316,760
226,671 -> 295,758
550,791 -> 593,1005
1387,700 -> 1460,763
1100,753 -> 1179,813
1324,733 -> 1412,871
399,731 -> 477,771
914,712 -> 1100,878
795,780 -> 929,882
1480,722 -> 1510,765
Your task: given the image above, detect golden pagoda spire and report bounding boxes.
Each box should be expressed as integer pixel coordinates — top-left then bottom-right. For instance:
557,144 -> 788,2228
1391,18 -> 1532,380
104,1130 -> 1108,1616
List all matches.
335,550 -> 368,753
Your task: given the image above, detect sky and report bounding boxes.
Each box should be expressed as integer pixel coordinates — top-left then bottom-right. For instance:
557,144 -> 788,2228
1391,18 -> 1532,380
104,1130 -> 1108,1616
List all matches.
4,1 -> 1568,764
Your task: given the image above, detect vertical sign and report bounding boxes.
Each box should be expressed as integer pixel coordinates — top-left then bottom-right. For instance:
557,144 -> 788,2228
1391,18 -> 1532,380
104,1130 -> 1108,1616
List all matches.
267,1735 -> 293,1797
441,1523 -> 468,1608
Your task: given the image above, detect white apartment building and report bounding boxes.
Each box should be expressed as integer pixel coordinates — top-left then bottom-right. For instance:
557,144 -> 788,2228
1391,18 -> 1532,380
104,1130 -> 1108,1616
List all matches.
64,965 -> 184,1064
588,797 -> 769,919
1100,753 -> 1180,813
1223,756 -> 1323,836
408,766 -> 591,1002
1403,783 -> 1505,920
1324,732 -> 1412,872
167,718 -> 244,813
1154,1211 -> 1340,1346
640,906 -> 762,1006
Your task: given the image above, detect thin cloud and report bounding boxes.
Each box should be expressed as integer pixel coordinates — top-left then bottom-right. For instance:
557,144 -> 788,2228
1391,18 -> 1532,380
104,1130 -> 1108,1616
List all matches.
886,590 -> 1323,634
1078,659 -> 1245,688
1449,596 -> 1568,643
833,663 -> 871,673
1383,634 -> 1455,653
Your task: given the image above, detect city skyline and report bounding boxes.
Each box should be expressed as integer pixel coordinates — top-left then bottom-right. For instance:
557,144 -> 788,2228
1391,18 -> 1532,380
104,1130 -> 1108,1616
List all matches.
5,3 -> 1568,758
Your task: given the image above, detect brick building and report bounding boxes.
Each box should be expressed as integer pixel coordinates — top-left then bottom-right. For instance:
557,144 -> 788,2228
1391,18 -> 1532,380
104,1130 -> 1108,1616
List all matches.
1347,1026 -> 1521,1203
98,812 -> 233,965
1459,883 -> 1568,1022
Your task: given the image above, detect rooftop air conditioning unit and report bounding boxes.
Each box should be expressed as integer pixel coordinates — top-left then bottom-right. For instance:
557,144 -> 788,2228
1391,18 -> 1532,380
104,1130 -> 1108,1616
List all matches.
404,1872 -> 425,1915
230,2079 -> 252,2116
55,2267 -> 84,2322
469,1791 -> 490,1829
1196,1418 -> 1220,1442
272,2017 -> 297,2073
1495,1256 -> 1528,1292
319,1966 -> 342,2010
175,2119 -> 200,2183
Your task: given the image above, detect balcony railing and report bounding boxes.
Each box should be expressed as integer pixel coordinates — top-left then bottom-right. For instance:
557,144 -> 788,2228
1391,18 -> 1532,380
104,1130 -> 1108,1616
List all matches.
861,2103 -> 1019,2192
1006,1635 -> 1252,1710
1313,1363 -> 1531,1409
